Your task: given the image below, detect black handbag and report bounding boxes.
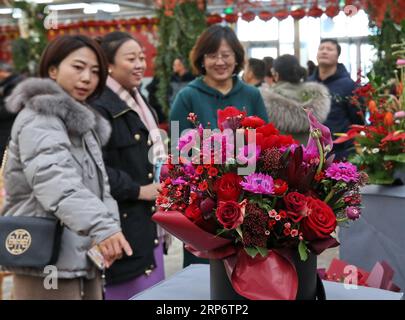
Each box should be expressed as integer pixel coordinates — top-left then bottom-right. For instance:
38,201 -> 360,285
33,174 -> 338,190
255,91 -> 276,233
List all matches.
0,143 -> 63,268
0,215 -> 63,268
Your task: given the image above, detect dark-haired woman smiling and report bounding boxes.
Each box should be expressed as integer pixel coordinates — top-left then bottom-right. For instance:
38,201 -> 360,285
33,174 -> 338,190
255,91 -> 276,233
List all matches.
2,35 -> 131,300
170,25 -> 268,134
91,32 -> 168,300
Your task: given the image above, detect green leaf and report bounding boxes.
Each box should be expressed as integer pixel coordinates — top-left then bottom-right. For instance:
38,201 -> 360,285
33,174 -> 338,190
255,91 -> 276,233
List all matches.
384,154 -> 405,163
298,241 -> 308,261
235,226 -> 243,240
244,247 -> 259,258
256,246 -> 268,257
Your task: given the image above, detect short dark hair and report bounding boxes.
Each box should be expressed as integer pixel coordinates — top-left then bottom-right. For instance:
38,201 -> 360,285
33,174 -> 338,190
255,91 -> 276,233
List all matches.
39,35 -> 108,99
262,56 -> 274,78
247,58 -> 265,81
320,38 -> 341,57
96,31 -> 141,64
273,54 -> 307,84
190,25 -> 245,75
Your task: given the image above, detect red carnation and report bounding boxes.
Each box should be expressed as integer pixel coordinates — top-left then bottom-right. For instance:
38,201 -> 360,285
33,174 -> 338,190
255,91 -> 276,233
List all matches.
273,179 -> 288,195
214,173 -> 243,202
185,203 -> 202,222
217,106 -> 246,130
241,116 -> 266,128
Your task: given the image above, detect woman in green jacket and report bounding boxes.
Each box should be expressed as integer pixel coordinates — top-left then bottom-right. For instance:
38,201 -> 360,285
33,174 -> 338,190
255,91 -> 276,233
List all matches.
170,25 -> 268,268
170,25 -> 268,135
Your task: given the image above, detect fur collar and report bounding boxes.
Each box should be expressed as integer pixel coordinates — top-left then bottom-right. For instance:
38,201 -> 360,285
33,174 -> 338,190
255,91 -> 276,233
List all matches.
259,81 -> 331,133
5,78 -> 111,146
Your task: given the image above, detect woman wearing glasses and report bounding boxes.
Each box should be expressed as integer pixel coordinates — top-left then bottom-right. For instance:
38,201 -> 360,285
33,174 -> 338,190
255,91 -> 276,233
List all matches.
170,25 -> 268,135
170,25 -> 268,268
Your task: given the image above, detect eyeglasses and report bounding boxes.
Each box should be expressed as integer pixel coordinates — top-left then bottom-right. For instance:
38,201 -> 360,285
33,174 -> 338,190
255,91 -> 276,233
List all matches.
204,52 -> 235,62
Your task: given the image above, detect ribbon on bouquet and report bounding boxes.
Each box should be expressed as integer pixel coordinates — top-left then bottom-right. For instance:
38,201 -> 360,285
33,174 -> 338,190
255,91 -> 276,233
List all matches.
152,210 -> 299,300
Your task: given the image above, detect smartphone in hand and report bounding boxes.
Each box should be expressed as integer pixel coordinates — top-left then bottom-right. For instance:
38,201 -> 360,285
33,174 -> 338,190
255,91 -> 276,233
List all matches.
87,245 -> 105,270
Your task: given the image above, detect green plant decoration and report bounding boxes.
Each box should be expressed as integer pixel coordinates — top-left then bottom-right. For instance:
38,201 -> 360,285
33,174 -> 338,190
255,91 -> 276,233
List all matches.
154,1 -> 206,118
11,0 -> 48,74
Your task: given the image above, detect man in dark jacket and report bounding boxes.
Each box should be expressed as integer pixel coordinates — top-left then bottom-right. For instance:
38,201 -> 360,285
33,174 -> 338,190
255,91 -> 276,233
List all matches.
0,61 -> 24,162
309,39 -> 363,160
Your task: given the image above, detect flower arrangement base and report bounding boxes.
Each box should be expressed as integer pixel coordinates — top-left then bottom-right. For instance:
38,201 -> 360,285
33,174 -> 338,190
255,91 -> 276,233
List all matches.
210,252 -> 325,300
210,259 -> 246,300
339,184 -> 405,291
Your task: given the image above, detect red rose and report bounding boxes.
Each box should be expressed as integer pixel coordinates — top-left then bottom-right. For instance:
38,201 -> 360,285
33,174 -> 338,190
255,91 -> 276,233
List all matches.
214,173 -> 242,201
185,203 -> 202,222
300,197 -> 337,241
216,201 -> 244,230
283,192 -> 308,223
284,192 -> 306,212
217,106 -> 246,130
241,116 -> 266,128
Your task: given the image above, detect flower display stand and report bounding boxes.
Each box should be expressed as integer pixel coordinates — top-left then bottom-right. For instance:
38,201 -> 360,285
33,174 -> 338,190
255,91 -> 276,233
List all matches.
339,184 -> 405,291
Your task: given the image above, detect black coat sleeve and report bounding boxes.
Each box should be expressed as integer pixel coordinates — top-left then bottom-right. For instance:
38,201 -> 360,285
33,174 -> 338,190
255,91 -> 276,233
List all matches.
93,104 -> 141,203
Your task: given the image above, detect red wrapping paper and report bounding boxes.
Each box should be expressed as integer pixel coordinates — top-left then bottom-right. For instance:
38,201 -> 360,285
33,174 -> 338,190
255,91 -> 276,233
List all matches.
153,210 -> 299,300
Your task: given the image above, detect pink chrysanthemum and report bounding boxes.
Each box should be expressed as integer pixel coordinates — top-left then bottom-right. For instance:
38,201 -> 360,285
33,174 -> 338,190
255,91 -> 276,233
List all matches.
325,162 -> 360,183
240,173 -> 274,194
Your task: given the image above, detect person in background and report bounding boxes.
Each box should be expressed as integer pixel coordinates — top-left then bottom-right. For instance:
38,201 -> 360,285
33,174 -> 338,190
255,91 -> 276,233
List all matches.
307,60 -> 317,78
242,58 -> 265,87
170,25 -> 268,268
0,61 -> 24,163
260,54 -> 330,144
308,38 -> 363,160
262,56 -> 275,88
2,35 -> 131,300
91,31 -> 169,300
145,75 -> 167,126
169,57 -> 195,106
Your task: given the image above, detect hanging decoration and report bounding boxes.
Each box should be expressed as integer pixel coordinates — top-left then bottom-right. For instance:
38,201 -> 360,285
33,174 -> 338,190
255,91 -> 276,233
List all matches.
241,11 -> 256,22
258,10 -> 273,22
290,8 -> 307,20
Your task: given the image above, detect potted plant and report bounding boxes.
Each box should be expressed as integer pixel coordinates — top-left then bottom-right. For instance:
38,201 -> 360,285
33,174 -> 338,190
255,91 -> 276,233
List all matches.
336,42 -> 405,291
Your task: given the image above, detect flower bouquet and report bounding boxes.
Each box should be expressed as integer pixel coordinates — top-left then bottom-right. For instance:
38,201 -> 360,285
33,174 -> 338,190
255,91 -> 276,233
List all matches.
153,107 -> 366,300
335,43 -> 405,185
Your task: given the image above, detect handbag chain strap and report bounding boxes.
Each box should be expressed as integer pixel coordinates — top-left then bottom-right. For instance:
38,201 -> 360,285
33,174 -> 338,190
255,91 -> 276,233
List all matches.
0,146 -> 8,176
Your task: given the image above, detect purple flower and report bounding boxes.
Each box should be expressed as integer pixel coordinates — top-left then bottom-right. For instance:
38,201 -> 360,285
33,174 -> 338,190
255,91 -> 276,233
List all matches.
172,177 -> 186,185
178,129 -> 199,152
325,162 -> 360,183
396,59 -> 405,66
183,163 -> 195,176
240,173 -> 274,195
394,111 -> 405,119
236,144 -> 261,166
345,206 -> 361,220
306,111 -> 333,153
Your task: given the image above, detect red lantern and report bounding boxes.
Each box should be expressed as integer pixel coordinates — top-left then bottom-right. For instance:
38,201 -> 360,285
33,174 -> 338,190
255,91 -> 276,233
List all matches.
274,10 -> 289,21
290,8 -> 306,20
325,5 -> 340,18
258,10 -> 272,22
224,13 -> 239,24
206,14 -> 223,25
241,11 -> 256,22
150,17 -> 160,25
307,6 -> 324,18
139,17 -> 150,26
